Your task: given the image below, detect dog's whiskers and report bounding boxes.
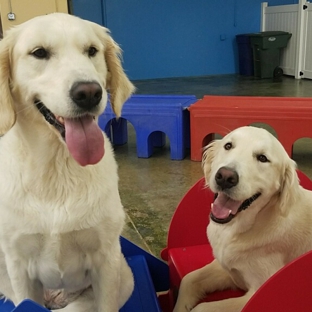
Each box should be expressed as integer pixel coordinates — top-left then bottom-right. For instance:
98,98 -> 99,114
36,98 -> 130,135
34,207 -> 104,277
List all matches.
214,123 -> 232,135
15,105 -> 35,115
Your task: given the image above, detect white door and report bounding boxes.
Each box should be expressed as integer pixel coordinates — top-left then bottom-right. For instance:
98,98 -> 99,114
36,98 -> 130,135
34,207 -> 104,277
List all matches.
300,3 -> 312,79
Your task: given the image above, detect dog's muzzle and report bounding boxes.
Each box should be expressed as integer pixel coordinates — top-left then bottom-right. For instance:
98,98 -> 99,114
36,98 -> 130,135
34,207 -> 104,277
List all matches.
210,192 -> 261,224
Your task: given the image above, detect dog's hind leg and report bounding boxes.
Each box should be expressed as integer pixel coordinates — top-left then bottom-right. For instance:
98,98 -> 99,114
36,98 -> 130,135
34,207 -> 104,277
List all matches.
0,248 -> 17,304
117,255 -> 134,308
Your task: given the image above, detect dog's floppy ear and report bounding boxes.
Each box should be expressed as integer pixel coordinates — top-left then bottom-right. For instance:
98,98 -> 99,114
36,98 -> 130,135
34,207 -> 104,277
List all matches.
0,33 -> 16,134
104,35 -> 135,117
279,158 -> 299,216
202,140 -> 217,183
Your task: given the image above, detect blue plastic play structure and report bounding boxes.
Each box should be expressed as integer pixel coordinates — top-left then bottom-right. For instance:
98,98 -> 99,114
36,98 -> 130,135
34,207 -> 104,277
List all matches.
99,95 -> 197,160
0,237 -> 169,312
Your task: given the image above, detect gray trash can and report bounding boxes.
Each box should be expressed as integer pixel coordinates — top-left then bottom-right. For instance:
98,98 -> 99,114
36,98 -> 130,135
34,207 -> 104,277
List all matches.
249,31 -> 292,78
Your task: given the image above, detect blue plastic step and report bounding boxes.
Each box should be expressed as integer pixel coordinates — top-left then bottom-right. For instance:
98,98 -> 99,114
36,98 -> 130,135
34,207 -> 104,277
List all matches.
0,299 -> 49,312
99,95 -> 197,160
12,300 -> 49,312
121,255 -> 161,312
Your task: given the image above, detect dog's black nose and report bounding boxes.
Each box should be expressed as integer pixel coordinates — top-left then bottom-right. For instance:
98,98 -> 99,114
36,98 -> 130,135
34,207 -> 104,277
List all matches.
215,166 -> 239,190
70,81 -> 102,110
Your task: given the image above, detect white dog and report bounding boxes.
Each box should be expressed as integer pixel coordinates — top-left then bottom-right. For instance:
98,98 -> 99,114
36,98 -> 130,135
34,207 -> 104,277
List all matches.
0,13 -> 135,312
174,126 -> 312,312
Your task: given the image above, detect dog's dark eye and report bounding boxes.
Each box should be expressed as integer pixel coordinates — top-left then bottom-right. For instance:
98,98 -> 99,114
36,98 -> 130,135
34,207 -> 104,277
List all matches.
224,142 -> 232,150
88,46 -> 98,57
32,48 -> 49,59
257,154 -> 269,163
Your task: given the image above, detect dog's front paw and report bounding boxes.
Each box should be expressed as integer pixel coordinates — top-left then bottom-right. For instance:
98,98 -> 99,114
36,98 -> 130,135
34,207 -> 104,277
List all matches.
44,290 -> 69,310
173,302 -> 194,312
44,289 -> 85,310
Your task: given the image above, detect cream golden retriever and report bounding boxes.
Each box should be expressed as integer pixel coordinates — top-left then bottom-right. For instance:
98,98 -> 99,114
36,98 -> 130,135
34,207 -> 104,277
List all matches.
174,126 -> 312,312
0,13 -> 135,311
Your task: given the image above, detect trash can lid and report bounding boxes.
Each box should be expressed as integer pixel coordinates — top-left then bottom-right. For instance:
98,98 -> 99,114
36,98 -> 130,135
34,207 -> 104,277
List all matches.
236,33 -> 255,37
249,31 -> 291,37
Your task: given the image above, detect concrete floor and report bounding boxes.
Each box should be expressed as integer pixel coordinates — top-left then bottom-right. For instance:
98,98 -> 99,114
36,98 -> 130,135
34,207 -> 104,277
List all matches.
118,74 -> 312,257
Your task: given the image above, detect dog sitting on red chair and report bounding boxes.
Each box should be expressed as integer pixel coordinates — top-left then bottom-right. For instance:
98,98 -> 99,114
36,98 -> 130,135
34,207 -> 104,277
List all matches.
174,126 -> 312,312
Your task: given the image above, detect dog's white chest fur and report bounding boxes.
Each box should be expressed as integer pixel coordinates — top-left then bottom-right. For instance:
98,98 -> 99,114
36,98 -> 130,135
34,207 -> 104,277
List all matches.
207,222 -> 248,288
208,222 -> 233,263
12,229 -> 101,290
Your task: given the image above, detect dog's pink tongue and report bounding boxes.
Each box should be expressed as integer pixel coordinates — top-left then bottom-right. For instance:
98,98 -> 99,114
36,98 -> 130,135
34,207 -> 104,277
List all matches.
212,193 -> 243,219
64,116 -> 104,166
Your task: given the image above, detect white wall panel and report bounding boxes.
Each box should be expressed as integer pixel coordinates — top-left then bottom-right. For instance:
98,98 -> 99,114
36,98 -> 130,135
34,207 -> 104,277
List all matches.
302,4 -> 312,78
262,4 -> 298,76
262,2 -> 311,79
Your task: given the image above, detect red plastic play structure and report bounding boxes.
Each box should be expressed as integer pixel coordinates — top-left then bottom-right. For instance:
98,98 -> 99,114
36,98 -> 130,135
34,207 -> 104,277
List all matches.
161,170 -> 312,311
189,96 -> 312,161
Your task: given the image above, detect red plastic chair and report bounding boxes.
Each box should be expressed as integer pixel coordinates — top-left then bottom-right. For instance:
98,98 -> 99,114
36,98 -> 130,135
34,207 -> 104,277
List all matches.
242,250 -> 312,312
161,170 -> 312,311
